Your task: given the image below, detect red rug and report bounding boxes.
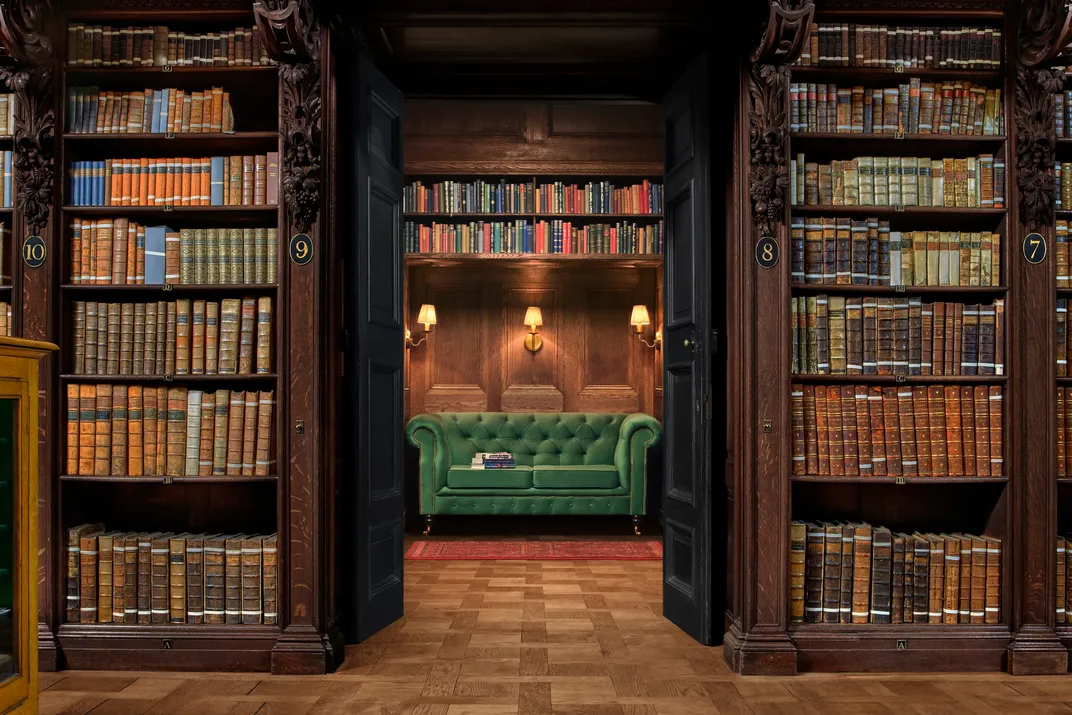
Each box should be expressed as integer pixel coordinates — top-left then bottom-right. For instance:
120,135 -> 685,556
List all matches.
405,539 -> 663,560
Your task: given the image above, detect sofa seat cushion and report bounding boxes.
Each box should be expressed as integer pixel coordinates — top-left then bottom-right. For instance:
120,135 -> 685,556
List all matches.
446,465 -> 533,489
532,465 -> 620,489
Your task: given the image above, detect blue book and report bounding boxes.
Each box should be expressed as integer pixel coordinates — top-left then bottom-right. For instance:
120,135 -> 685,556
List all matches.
144,225 -> 172,284
70,162 -> 78,206
3,151 -> 11,208
79,161 -> 87,206
95,160 -> 105,206
159,89 -> 170,133
150,90 -> 159,133
210,156 -> 225,206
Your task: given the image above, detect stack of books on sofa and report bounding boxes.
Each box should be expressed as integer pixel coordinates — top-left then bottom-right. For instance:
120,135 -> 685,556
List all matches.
471,452 -> 515,469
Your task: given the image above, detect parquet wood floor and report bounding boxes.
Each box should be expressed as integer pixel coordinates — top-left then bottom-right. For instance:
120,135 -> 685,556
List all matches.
37,556 -> 1072,715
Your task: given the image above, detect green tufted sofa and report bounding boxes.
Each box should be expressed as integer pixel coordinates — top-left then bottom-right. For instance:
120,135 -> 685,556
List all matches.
405,412 -> 662,533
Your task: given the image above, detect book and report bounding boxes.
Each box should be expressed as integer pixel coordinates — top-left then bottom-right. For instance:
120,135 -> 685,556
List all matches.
68,24 -> 273,67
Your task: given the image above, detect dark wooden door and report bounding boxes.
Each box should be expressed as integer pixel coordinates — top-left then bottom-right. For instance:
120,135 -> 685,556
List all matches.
661,56 -> 713,644
346,54 -> 406,641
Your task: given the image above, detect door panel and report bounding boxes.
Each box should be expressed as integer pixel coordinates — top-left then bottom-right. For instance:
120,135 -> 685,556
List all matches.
662,56 -> 713,645
347,54 -> 406,641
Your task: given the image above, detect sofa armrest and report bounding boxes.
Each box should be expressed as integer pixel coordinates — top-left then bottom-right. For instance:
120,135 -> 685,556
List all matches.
615,413 -> 663,515
405,413 -> 451,514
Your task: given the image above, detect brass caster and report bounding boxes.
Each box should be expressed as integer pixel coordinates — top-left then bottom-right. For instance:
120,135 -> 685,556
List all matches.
423,516 -> 433,536
634,526 -> 641,536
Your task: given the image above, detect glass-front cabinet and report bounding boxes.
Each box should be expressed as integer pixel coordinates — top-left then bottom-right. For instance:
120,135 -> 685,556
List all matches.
0,338 -> 55,714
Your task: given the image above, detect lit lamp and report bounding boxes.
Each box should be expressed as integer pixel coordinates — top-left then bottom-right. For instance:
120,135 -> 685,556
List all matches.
405,303 -> 437,348
630,305 -> 661,349
524,306 -> 544,352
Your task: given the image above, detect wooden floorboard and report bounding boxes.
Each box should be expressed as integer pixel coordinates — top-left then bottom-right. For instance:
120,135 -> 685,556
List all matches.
38,556 -> 1072,715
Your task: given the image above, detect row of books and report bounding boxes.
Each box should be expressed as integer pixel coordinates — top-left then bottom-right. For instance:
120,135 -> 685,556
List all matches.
791,523 -> 1001,625
67,87 -> 236,135
1054,302 -> 1072,375
65,385 -> 274,478
0,95 -> 14,138
1055,391 -> 1072,479
791,298 -> 1004,377
67,155 -> 279,207
66,526 -> 277,625
403,180 -> 663,216
403,220 -> 663,256
71,298 -> 272,377
790,154 -> 1005,209
470,452 -> 516,470
790,384 -> 1004,478
0,153 -> 14,208
795,24 -> 1002,69
1056,92 -> 1072,138
790,81 -> 1003,136
0,303 -> 10,338
66,25 -> 272,68
1055,536 -> 1072,623
70,220 -> 278,286
791,218 -> 1002,287
1051,168 -> 1072,212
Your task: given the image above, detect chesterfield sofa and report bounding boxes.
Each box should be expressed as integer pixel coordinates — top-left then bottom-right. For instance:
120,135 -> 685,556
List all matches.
405,412 -> 662,534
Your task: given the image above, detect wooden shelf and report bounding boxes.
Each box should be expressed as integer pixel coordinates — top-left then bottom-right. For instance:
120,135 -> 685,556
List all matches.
790,67 -> 1003,82
790,132 -> 1006,155
404,212 -> 663,220
64,65 -> 277,79
61,475 -> 277,483
404,165 -> 664,178
57,622 -> 279,672
63,131 -> 279,153
61,206 -> 277,223
791,374 -> 1006,384
792,205 -> 1006,218
792,475 -> 1008,484
1056,377 -> 1072,386
790,283 -> 1007,295
405,253 -> 663,267
60,283 -> 278,293
60,373 -> 277,383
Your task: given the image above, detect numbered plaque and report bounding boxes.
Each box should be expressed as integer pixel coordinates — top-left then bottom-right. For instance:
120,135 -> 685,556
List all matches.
289,233 -> 313,265
21,236 -> 46,268
755,236 -> 778,268
1023,232 -> 1047,264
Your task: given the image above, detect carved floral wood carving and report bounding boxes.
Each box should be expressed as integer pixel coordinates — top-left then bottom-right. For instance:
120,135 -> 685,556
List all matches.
0,0 -> 53,237
254,0 -> 321,234
1018,0 -> 1072,68
1015,66 -> 1062,233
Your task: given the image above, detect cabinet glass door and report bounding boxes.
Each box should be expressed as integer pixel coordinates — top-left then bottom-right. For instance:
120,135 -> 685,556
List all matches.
0,398 -> 17,684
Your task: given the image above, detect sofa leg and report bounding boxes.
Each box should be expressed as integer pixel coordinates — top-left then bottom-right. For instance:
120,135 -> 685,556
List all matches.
423,515 -> 433,536
632,516 -> 641,536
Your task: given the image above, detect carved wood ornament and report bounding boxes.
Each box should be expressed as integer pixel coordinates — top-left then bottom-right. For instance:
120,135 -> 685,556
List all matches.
0,0 -> 54,237
254,0 -> 321,234
749,1 -> 813,242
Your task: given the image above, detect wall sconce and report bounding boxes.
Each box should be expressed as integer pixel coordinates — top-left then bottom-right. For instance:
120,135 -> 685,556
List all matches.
524,306 -> 544,352
630,305 -> 661,350
405,303 -> 437,348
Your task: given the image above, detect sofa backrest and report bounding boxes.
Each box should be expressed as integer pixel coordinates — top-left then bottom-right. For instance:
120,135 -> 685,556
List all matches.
439,413 -> 627,466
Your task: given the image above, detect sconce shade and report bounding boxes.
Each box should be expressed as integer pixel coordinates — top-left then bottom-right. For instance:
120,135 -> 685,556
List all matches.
417,304 -> 437,329
524,306 -> 543,328
630,305 -> 651,327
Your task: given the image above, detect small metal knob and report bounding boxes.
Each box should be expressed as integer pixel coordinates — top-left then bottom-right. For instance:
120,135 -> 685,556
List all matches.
683,338 -> 693,348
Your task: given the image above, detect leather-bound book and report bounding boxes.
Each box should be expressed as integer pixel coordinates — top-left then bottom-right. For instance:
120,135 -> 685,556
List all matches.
1066,388 -> 1072,479
73,301 -> 87,374
226,390 -> 245,476
877,220 -> 890,285
94,219 -> 113,283
204,534 -> 226,624
191,299 -> 205,374
1060,538 -> 1067,625
907,298 -> 922,375
835,218 -> 852,284
891,534 -> 905,623
790,521 -> 806,622
206,229 -> 220,284
840,385 -> 859,475
153,301 -> 166,375
851,523 -> 872,624
84,302 -> 98,374
256,297 -> 272,374
127,386 -> 143,476
911,534 -> 929,623
816,387 -> 829,475
94,384 -> 112,475
897,386 -> 917,476
238,298 -> 256,374
164,301 -> 176,375
106,302 -> 120,374
862,299 -> 877,374
78,530 -> 102,623
186,534 -> 204,624
142,387 -> 158,476
218,298 -> 240,374
198,391 -> 215,476
155,387 -> 168,476
957,534 -> 972,623
66,385 -> 80,475
241,535 -> 265,624
122,533 -> 138,623
926,535 -> 944,623
876,297 -> 893,375
192,228 -> 205,284
994,299 -> 1005,374
868,387 -> 887,477
229,228 -> 243,283
815,295 -> 828,374
984,537 -> 1001,623
989,386 -> 1003,476
851,220 -> 868,284
881,387 -> 902,475
903,534 -> 914,623
804,523 -> 824,622
803,385 -> 818,474
262,534 -> 278,625
111,534 -> 128,622
150,533 -> 170,623
78,385 -> 95,475
978,302 -> 996,375
854,386 -> 872,475
1062,391 -> 1068,480
823,523 -> 842,623
136,533 -> 154,623
845,298 -> 862,374
942,535 -> 960,624
243,228 -> 256,284
254,154 -> 267,206
961,304 -> 979,375
970,536 -> 986,624
184,390 -> 201,476
839,523 -> 854,623
66,524 -> 103,622
974,386 -> 991,476
892,298 -> 909,376
910,387 -> 931,477
920,303 -> 934,375
255,227 -> 269,284
132,303 -> 145,375
168,535 -> 187,623
870,526 -> 892,624
175,298 -> 191,375
225,534 -> 245,624
932,302 -> 946,374
165,386 -> 187,476
791,386 -> 805,475
228,156 -> 242,206
944,386 -> 963,476
928,385 -> 948,475
241,155 -> 254,205
206,301 -> 220,375
111,218 -> 128,284
821,218 -> 836,283
241,392 -> 257,475
165,231 -> 181,285
827,387 -> 845,476
97,532 -> 117,623
960,387 -> 976,476
213,389 -> 229,475
950,303 -> 963,375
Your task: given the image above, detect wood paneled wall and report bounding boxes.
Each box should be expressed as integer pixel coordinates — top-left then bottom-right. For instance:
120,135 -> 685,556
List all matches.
405,265 -> 662,417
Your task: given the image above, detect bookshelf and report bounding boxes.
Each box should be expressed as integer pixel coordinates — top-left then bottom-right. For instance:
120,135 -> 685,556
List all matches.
780,11 -> 1014,673
43,3 -> 290,673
